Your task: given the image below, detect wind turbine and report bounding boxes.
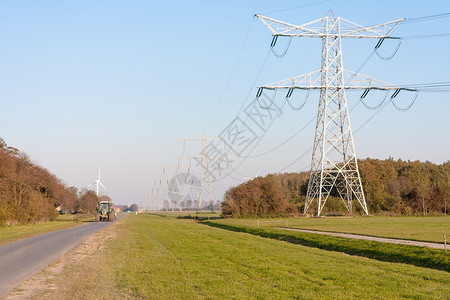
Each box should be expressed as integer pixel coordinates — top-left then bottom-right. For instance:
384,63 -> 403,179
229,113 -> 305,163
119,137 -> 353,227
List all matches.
242,170 -> 261,181
89,168 -> 107,198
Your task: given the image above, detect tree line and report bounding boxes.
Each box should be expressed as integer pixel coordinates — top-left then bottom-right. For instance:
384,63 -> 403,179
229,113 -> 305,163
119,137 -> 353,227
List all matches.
222,158 -> 449,218
0,138 -> 110,225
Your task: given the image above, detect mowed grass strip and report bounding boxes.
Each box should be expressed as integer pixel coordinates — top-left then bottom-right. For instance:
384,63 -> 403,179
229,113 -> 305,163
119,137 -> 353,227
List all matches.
213,216 -> 450,243
0,214 -> 93,246
205,220 -> 449,272
53,213 -> 448,299
151,211 -> 221,219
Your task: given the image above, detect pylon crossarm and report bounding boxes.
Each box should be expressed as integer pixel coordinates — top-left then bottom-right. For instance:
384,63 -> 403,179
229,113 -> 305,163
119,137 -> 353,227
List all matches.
342,70 -> 417,91
257,69 -> 416,92
256,14 -> 324,37
256,14 -> 404,39
258,70 -> 321,91
339,17 -> 405,38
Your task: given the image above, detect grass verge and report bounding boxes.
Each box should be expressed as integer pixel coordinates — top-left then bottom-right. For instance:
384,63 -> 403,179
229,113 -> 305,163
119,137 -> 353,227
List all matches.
0,214 -> 94,246
203,220 -> 450,272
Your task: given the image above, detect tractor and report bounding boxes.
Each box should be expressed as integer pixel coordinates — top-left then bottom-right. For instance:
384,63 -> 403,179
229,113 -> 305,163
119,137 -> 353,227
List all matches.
95,200 -> 116,222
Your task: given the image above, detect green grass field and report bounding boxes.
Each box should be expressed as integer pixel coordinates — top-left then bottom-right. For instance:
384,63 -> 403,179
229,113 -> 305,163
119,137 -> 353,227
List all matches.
210,216 -> 450,243
50,213 -> 449,299
149,210 -> 222,219
0,214 -> 94,246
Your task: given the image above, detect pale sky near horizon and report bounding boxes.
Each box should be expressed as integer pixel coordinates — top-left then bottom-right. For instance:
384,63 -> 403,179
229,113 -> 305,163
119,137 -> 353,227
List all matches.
0,0 -> 449,207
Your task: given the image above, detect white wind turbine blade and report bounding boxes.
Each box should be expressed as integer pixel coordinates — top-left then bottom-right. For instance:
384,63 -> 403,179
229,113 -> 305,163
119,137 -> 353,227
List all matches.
243,170 -> 261,181
99,180 -> 108,191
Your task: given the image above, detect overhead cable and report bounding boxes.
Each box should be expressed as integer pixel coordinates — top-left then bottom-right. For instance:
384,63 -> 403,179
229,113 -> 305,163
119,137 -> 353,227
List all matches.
401,81 -> 450,88
353,99 -> 391,135
211,98 -> 288,192
248,114 -> 316,159
270,36 -> 293,58
256,89 -> 277,110
258,0 -> 333,15
360,90 -> 389,110
391,91 -> 420,112
404,12 -> 450,24
402,33 -> 450,39
277,148 -> 312,173
203,17 -> 257,133
375,38 -> 403,61
286,89 -> 310,110
234,47 -> 272,116
278,92 -> 394,173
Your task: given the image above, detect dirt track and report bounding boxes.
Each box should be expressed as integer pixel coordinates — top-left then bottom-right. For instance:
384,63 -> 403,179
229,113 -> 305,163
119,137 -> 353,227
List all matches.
279,227 -> 445,250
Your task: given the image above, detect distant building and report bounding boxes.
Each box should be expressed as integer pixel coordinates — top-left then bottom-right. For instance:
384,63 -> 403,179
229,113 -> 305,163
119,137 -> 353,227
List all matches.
115,205 -> 125,212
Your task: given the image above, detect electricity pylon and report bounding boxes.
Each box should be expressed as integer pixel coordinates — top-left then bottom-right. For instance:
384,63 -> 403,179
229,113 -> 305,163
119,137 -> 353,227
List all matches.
148,188 -> 154,211
182,134 -> 223,212
256,11 -> 414,216
170,159 -> 187,212
158,168 -> 173,211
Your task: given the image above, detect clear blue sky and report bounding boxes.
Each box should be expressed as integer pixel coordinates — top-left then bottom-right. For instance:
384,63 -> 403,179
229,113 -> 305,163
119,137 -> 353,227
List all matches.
0,0 -> 449,206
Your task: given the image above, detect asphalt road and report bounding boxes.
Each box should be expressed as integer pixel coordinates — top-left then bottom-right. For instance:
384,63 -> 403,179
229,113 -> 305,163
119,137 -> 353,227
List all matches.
0,216 -> 123,297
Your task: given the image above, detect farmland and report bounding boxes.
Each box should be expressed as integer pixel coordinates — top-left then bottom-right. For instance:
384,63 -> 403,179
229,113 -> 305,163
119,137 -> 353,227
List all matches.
22,213 -> 449,299
0,214 -> 94,246
211,215 -> 450,243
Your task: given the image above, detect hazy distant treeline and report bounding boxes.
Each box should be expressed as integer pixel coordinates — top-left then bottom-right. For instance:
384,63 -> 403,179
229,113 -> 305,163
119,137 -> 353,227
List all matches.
222,158 -> 449,217
0,138 -> 108,225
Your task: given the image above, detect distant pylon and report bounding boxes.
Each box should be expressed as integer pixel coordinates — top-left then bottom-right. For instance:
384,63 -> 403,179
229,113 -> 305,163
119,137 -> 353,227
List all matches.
256,11 -> 413,216
158,168 -> 172,211
181,134 -> 222,212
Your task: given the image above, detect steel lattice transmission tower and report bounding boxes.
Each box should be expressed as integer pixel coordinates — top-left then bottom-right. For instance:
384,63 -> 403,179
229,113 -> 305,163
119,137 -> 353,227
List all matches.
182,134 -> 223,212
256,11 -> 412,216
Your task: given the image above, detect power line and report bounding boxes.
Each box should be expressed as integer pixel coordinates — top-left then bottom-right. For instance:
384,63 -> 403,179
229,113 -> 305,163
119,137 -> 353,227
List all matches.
276,92 -> 393,174
276,85 -> 424,174
402,33 -> 450,39
401,81 -> 450,92
277,146 -> 312,173
245,34 -> 396,160
258,0 -> 333,15
214,27 -> 440,184
271,36 -> 293,58
391,91 -> 420,112
203,16 -> 257,133
235,48 -> 272,116
211,33 -> 392,176
210,97 -> 289,193
196,48 -> 275,192
375,38 -> 403,60
404,12 -> 450,24
248,114 -> 316,159
401,81 -> 450,88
